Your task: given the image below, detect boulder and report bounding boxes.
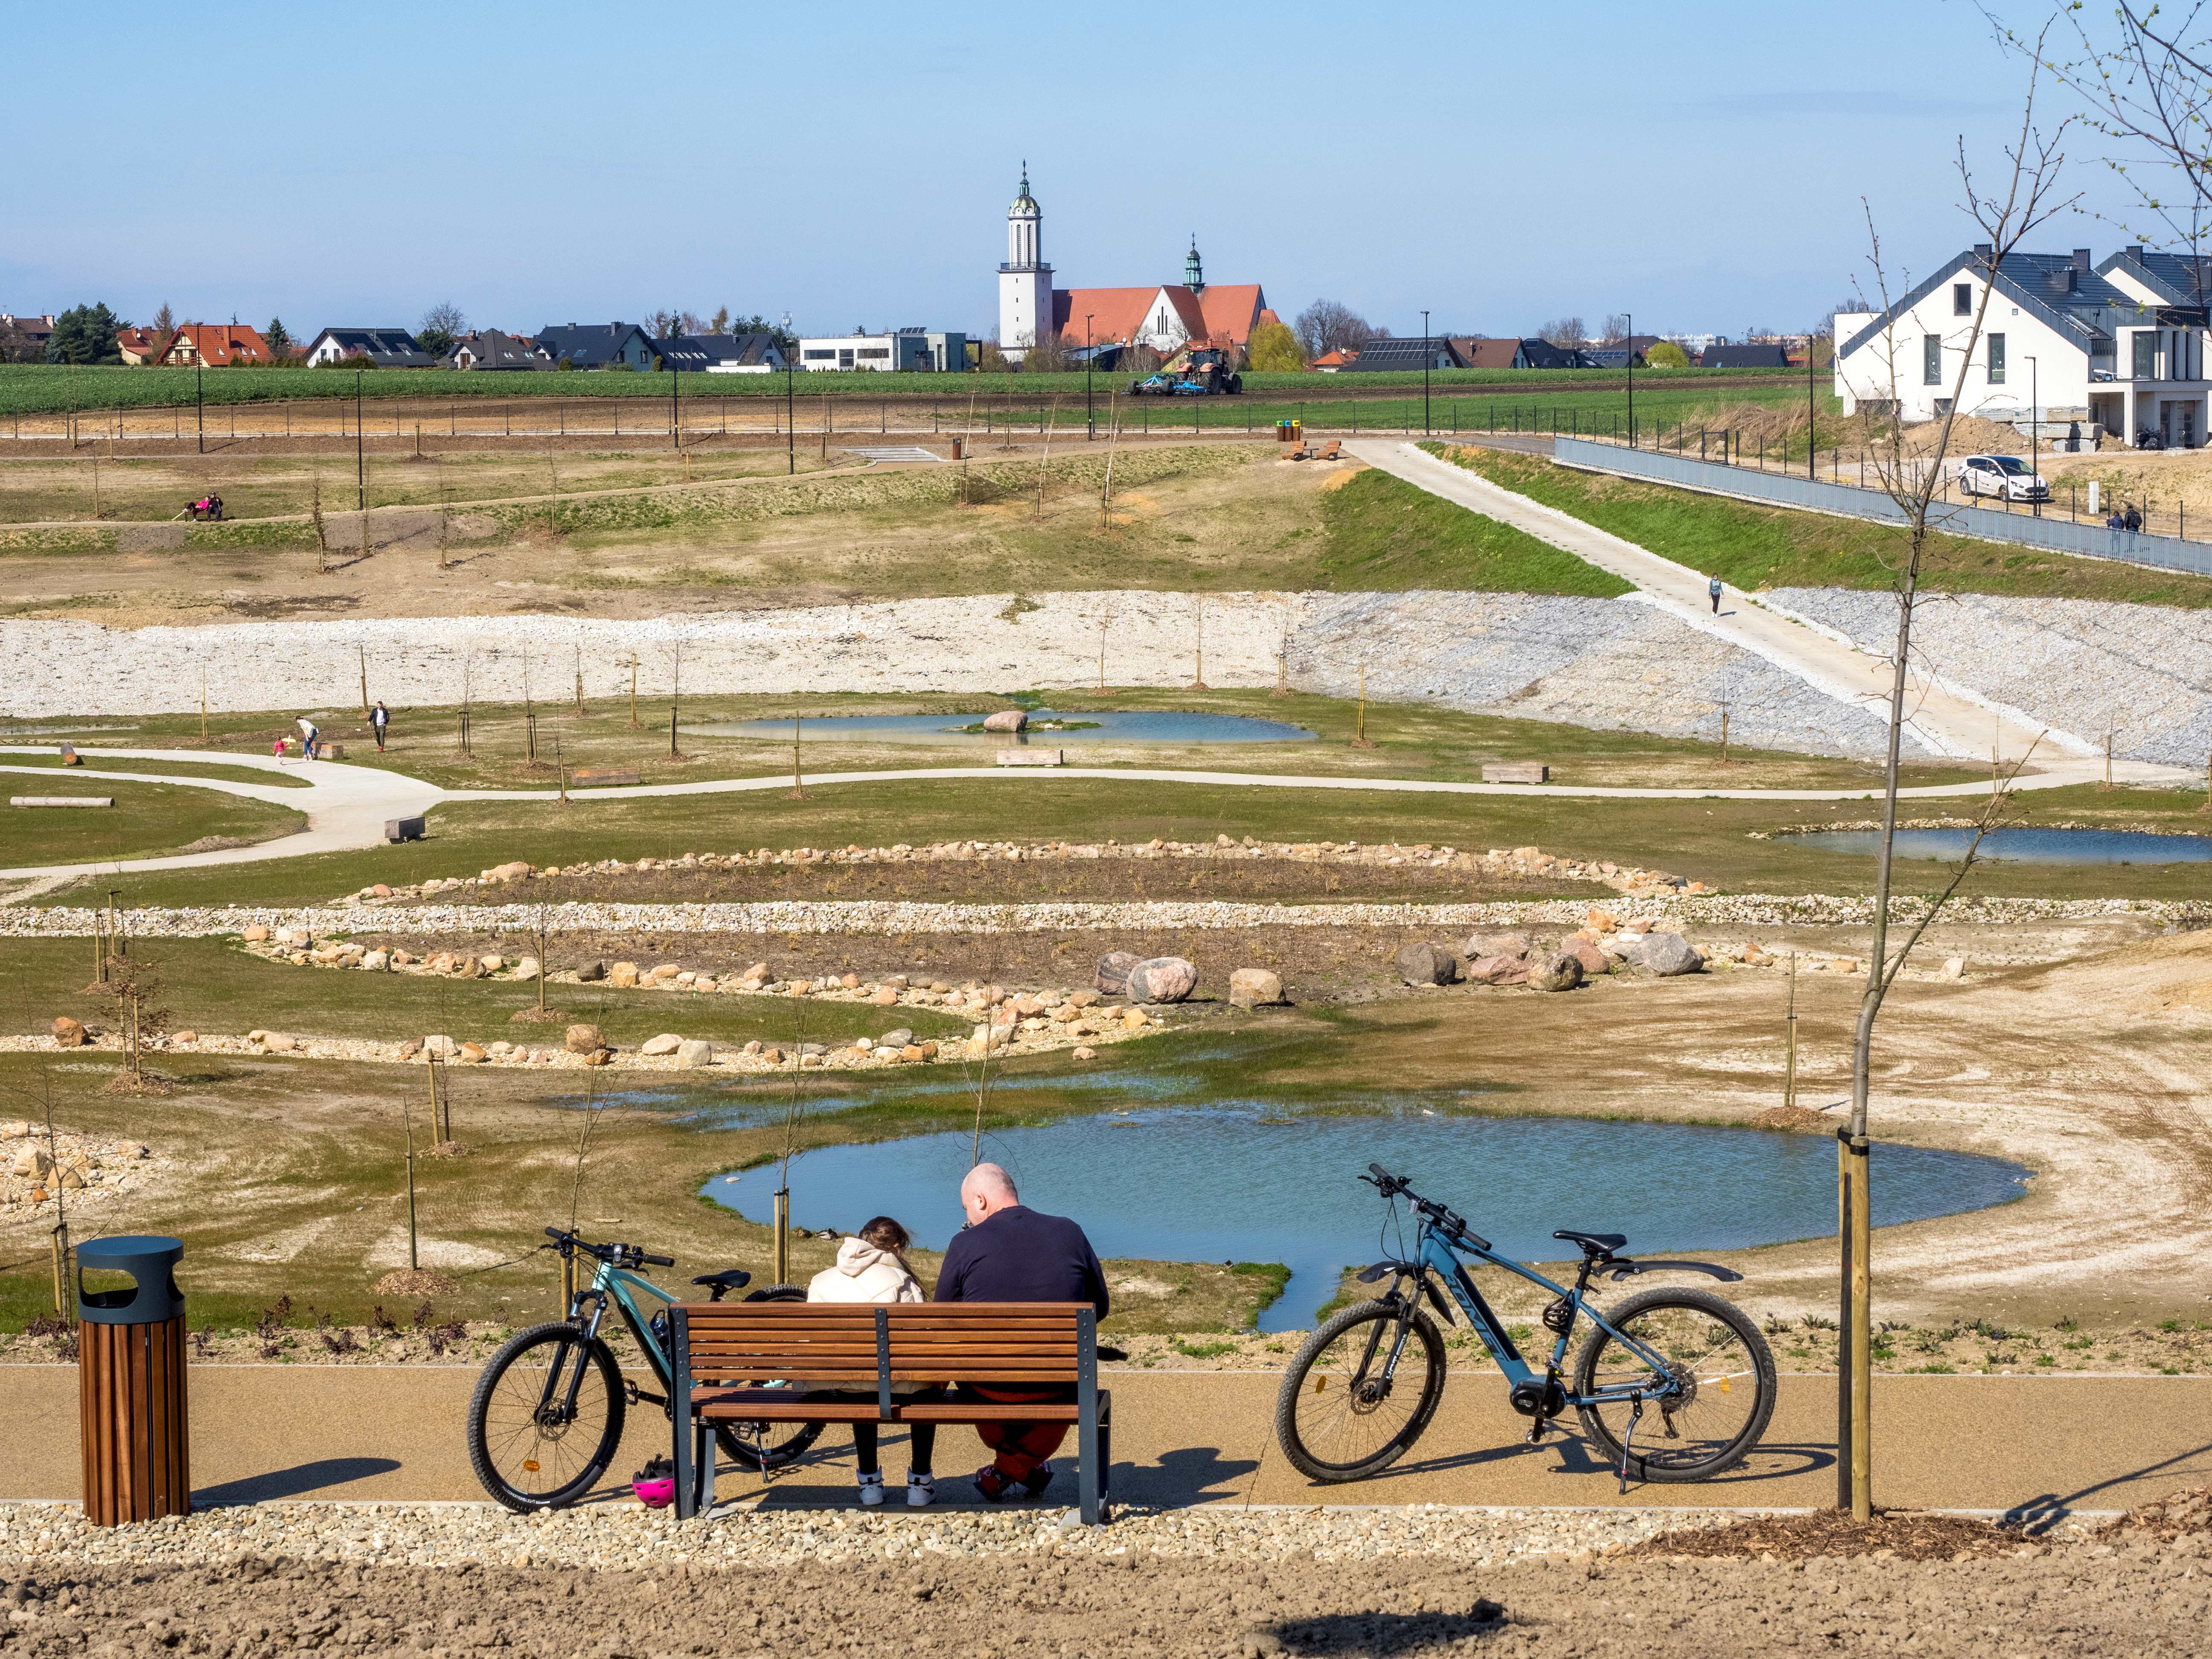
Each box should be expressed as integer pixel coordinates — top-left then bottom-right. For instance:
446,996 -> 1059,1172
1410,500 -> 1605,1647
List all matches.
575,960 -> 607,984
262,1033 -> 298,1053
1585,909 -> 1621,934
1635,932 -> 1706,976
511,957 -> 542,981
1560,939 -> 1608,976
869,986 -> 899,1006
982,709 -> 1028,732
172,1031 -> 196,1045
1941,956 -> 1966,980
489,861 -> 533,882
1464,955 -> 1529,986
1464,931 -> 1534,962
241,925 -> 271,943
564,1024 -> 602,1055
49,1017 -> 87,1048
1396,942 -> 1461,987
1072,1045 -> 1097,1060
479,953 -> 505,975
608,962 -> 640,989
1527,952 -> 1585,993
640,1033 -> 684,1057
360,949 -> 390,972
879,1027 -> 915,1050
456,1041 -> 487,1063
422,1035 -> 457,1059
1095,952 -> 1139,997
1126,957 -> 1198,1003
674,1039 -> 714,1070
1228,968 -> 1285,1009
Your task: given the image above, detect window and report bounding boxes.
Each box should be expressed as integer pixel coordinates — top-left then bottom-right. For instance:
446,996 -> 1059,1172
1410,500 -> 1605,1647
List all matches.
857,347 -> 889,359
1923,333 -> 1942,385
1987,332 -> 2005,384
1953,283 -> 1973,316
803,349 -> 835,360
2133,331 -> 2157,379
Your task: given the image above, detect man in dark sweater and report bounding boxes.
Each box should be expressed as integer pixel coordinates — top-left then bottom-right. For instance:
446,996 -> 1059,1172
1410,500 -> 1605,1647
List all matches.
934,1162 -> 1109,1502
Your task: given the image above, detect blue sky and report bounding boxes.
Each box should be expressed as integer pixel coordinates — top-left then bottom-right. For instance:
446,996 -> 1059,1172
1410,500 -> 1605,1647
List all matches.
0,0 -> 2126,342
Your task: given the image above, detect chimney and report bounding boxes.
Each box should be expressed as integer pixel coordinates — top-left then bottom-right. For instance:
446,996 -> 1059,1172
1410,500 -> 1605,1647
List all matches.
2072,247 -> 2091,272
2126,244 -> 2144,258
1973,242 -> 1994,257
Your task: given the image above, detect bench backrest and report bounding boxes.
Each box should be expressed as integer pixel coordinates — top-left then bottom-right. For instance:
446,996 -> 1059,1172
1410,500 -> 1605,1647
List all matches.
674,1300 -> 1093,1388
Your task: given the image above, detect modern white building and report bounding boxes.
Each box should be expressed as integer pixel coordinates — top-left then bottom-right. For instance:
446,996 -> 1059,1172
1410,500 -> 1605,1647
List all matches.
1834,243 -> 2210,447
795,329 -> 966,373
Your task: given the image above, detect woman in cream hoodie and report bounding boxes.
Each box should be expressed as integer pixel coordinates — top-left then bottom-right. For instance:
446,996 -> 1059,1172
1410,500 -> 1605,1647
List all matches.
806,1217 -> 939,1506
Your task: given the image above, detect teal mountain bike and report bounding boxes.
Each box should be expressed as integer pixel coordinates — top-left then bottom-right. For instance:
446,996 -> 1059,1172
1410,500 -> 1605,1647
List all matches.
466,1228 -> 821,1512
1275,1166 -> 1776,1490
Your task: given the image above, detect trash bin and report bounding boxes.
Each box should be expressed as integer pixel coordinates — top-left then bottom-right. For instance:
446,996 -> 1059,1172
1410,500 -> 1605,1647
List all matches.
77,1235 -> 189,1525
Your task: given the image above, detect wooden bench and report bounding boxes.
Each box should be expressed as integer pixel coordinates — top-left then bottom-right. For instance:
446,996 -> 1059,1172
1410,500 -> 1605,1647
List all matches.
1317,439 -> 1342,460
570,767 -> 642,789
670,1301 -> 1111,1522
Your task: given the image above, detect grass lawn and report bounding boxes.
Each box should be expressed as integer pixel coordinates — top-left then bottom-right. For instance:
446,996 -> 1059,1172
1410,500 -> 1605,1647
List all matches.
0,753 -> 309,788
30,774 -> 2209,911
1436,444 -> 2212,608
1314,468 -> 1631,596
0,778 -> 302,868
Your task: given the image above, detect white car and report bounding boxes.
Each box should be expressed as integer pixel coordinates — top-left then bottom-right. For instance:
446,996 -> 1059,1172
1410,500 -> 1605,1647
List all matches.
1956,454 -> 2049,501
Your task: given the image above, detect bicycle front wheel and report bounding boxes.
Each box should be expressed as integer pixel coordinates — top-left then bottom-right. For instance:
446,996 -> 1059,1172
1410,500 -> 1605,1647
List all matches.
1274,1299 -> 1446,1483
1572,1287 -> 1775,1483
468,1321 -> 626,1512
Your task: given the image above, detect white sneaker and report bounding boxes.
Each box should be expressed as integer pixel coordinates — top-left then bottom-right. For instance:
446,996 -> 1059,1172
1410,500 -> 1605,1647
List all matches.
858,1471 -> 885,1507
907,1473 -> 937,1508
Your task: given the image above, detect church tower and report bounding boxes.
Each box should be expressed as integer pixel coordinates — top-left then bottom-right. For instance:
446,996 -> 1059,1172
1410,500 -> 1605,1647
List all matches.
997,163 -> 1054,361
1184,235 -> 1205,295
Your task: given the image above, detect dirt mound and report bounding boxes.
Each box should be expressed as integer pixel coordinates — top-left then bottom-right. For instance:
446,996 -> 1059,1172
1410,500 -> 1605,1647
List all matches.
373,1269 -> 457,1298
1750,1105 -> 1830,1132
2100,1484 -> 2212,1542
1900,414 -> 2029,456
1628,1508 -> 2025,1561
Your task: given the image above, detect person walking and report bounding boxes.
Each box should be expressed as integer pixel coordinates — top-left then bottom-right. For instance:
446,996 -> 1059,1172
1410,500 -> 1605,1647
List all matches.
1708,575 -> 1723,614
294,716 -> 320,760
2123,502 -> 2145,534
805,1217 -> 940,1508
371,700 -> 390,752
934,1163 -> 1109,1503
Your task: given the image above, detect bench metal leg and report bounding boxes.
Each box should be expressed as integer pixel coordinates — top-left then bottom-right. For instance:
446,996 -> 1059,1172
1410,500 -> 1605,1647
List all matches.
1098,1418 -> 1112,1512
1078,1411 -> 1101,1525
692,1420 -> 713,1515
672,1411 -> 693,1521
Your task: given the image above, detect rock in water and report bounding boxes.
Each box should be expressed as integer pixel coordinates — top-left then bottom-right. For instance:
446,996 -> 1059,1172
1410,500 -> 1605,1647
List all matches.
1126,958 -> 1198,1002
1637,933 -> 1706,976
1528,953 -> 1585,992
1396,942 -> 1460,987
50,1017 -> 87,1048
640,1033 -> 684,1057
982,709 -> 1028,732
1095,952 -> 1139,997
674,1039 -> 714,1070
1228,968 -> 1285,1008
564,1023 -> 602,1055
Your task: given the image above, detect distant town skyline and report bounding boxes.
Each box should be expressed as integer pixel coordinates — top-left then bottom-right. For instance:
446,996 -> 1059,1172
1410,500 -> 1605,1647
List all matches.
0,0 -> 2143,346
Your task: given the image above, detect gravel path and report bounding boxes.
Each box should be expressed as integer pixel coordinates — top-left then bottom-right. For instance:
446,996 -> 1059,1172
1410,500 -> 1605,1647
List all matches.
1770,587 -> 2212,767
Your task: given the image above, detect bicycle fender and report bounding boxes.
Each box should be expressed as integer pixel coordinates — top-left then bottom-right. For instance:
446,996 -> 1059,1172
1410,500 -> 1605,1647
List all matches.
1356,1259 -> 1420,1284
1604,1258 -> 1743,1283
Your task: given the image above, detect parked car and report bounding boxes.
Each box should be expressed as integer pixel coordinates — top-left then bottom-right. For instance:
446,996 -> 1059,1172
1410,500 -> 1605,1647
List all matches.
1955,454 -> 2049,501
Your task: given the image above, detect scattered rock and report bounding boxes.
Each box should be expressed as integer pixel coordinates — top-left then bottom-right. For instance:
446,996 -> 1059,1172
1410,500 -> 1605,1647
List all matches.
982,709 -> 1028,732
171,1030 -> 196,1045
422,1035 -> 457,1059
511,957 -> 541,981
1072,1045 -> 1096,1060
639,1033 -> 684,1057
50,1017 -> 86,1048
1585,909 -> 1621,934
1527,952 -> 1585,993
879,1027 -> 914,1050
869,986 -> 899,1005
456,1042 -> 487,1063
1561,939 -> 1609,976
575,960 -> 607,983
1634,932 -> 1706,976
262,1033 -> 297,1053
489,862 -> 532,882
478,953 -> 504,975
1395,942 -> 1460,987
563,1024 -> 602,1055
240,925 -> 270,943
1941,956 -> 1967,980
1228,968 -> 1285,1009
1126,957 -> 1198,1003
1464,931 -> 1534,962
1095,952 -> 1138,997
608,962 -> 640,988
674,1039 -> 714,1070
359,949 -> 389,972
1464,955 -> 1528,986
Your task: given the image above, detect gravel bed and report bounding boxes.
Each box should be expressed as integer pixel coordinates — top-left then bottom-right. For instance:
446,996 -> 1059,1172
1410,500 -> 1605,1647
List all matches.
1769,587 -> 2212,765
0,1498 -> 1729,1571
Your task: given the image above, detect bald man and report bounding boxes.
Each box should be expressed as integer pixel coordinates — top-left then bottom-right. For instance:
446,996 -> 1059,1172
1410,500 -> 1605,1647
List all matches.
934,1162 -> 1109,1502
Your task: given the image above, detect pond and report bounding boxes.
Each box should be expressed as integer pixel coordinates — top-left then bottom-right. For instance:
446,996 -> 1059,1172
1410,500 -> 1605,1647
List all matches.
683,710 -> 1317,746
704,1106 -> 2029,1332
1784,827 -> 2212,865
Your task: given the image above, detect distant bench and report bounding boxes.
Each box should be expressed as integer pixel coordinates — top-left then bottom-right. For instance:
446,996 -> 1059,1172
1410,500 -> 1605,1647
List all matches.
570,768 -> 642,789
1481,763 -> 1550,784
994,750 -> 1063,767
10,797 -> 112,808
670,1301 -> 1111,1523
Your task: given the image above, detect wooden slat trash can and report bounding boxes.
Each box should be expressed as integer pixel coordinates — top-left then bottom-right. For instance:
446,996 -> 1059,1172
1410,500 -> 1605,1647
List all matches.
77,1235 -> 189,1525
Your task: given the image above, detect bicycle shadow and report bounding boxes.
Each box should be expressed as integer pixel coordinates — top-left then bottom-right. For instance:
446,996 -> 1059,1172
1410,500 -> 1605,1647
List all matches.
1304,1431 -> 1831,1494
2001,1438 -> 2212,1534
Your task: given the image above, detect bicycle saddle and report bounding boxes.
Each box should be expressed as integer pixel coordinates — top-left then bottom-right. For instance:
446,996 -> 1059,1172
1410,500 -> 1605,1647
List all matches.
691,1269 -> 754,1291
1553,1230 -> 1627,1257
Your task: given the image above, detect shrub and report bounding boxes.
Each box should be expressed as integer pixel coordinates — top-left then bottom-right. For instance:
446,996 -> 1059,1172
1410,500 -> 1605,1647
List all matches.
1645,341 -> 1690,367
1246,319 -> 1306,372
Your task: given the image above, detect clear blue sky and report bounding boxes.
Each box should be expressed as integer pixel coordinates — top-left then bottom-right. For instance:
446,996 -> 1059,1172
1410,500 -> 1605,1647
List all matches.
0,0 -> 2121,342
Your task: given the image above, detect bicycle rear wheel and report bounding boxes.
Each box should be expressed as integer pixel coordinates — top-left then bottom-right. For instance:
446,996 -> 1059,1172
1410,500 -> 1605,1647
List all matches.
1274,1299 -> 1446,1483
714,1285 -> 825,1471
468,1321 -> 625,1512
1572,1287 -> 1775,1482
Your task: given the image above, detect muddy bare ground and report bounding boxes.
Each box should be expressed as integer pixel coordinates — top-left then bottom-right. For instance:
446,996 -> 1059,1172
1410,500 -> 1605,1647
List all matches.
5,1534 -> 2206,1657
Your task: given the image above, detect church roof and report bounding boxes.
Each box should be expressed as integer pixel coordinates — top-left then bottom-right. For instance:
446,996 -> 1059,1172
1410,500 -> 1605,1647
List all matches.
1050,282 -> 1269,346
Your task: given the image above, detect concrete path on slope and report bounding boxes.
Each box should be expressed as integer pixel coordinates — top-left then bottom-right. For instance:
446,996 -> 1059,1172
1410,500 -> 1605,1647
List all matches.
1,746 -> 2180,885
3,1365 -> 2205,1519
1346,439 -> 2105,768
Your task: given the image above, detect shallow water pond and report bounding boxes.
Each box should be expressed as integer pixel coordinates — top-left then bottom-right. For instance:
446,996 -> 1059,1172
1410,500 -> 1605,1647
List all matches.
1784,827 -> 2212,865
683,709 -> 1316,745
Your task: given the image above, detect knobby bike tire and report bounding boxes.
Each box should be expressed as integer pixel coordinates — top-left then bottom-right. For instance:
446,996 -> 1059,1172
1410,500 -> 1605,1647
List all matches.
1571,1287 -> 1777,1483
1273,1299 -> 1447,1483
714,1284 -> 825,1471
468,1321 -> 625,1513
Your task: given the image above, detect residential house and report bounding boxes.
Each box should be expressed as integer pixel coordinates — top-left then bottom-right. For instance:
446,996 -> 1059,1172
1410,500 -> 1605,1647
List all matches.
1580,335 -> 1662,370
1339,336 -> 1460,372
303,328 -> 435,368
2,314 -> 56,353
442,331 -> 548,371
1312,348 -> 1359,372
796,329 -> 967,372
156,322 -> 276,367
697,332 -> 790,375
1698,342 -> 1792,369
115,326 -> 171,366
535,322 -> 656,370
1835,244 -> 2203,446
1455,337 -> 1586,370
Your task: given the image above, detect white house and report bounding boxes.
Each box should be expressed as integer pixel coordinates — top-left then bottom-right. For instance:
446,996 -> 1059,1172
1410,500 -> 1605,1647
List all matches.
795,329 -> 966,373
1834,243 -> 2209,448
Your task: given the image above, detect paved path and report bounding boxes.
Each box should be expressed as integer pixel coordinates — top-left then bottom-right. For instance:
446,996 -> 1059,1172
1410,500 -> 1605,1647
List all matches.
6,1365 -> 2206,1518
2,740 -> 2178,885
1347,439 -> 2107,766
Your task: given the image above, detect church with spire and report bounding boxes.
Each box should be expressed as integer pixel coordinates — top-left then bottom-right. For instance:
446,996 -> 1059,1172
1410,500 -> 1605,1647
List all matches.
995,164 -> 1276,364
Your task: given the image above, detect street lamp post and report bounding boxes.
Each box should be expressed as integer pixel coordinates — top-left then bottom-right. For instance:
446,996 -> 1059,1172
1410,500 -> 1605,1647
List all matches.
195,345 -> 204,456
1085,314 -> 1095,439
670,352 -> 679,451
355,369 -> 365,509
1808,329 -> 1818,481
1624,312 -> 1634,448
783,311 -> 795,476
1421,309 -> 1431,436
2025,354 -> 2039,515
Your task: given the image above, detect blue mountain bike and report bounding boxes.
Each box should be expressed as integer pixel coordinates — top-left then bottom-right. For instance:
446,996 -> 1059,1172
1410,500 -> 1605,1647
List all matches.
1275,1166 -> 1776,1489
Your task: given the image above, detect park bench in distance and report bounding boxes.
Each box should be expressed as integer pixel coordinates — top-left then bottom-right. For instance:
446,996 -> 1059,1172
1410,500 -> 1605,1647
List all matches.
670,1301 -> 1112,1523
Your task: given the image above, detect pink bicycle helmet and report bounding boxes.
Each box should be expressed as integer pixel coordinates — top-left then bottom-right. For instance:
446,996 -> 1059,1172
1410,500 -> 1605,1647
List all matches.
632,1455 -> 676,1508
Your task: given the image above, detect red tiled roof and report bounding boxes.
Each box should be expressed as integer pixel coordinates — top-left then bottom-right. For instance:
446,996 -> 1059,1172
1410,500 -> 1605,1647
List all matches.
1196,284 -> 1266,345
1052,286 -> 1164,346
172,322 -> 273,366
1312,348 -> 1356,369
1052,282 -> 1271,347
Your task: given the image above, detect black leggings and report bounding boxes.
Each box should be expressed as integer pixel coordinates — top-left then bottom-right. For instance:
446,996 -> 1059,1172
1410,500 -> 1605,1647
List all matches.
818,1389 -> 940,1476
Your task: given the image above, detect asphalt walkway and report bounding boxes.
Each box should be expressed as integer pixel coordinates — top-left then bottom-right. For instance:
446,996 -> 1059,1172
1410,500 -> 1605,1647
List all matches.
8,1365 -> 2206,1519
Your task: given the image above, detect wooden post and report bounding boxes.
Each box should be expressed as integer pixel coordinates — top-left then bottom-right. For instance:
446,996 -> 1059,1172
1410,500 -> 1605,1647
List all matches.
358,645 -> 370,719
49,1223 -> 67,1314
626,653 -> 641,727
1353,663 -> 1374,747
789,715 -> 808,799
773,1188 -> 791,1286
199,675 -> 208,742
1783,954 -> 1798,1112
2105,731 -> 2114,789
403,1104 -> 419,1271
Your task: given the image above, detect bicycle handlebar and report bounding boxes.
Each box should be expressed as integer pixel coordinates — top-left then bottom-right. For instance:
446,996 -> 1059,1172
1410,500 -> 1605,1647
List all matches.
544,1228 -> 674,1270
1359,1166 -> 1491,1253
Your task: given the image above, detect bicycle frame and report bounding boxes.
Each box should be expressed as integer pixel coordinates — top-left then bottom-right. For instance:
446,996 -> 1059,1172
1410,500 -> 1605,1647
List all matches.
1385,1217 -> 1681,1410
550,1260 -> 678,1417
